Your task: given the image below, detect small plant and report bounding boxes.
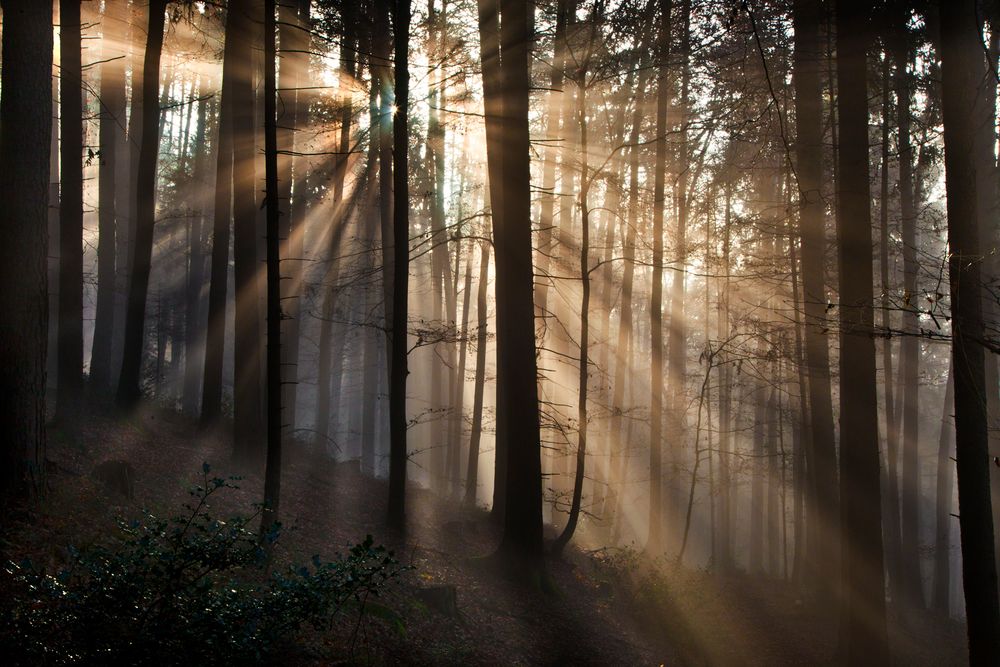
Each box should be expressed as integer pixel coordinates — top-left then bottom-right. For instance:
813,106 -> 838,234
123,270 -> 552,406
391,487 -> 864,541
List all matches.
2,464 -> 404,665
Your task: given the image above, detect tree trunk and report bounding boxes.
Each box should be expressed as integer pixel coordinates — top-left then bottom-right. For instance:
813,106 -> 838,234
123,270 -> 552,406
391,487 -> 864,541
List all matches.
387,0 -> 411,529
647,0 -> 672,555
834,2 -> 888,660
117,0 -> 168,409
91,0 -> 127,394
893,16 -> 924,611
553,62 -> 591,557
932,362 -> 955,614
202,2 -> 239,426
0,0 -> 53,498
57,0 -> 84,416
261,0 -> 283,538
792,0 -> 839,605
478,0 -> 545,573
464,239 -> 490,506
230,0 -> 264,459
939,1 -> 1000,660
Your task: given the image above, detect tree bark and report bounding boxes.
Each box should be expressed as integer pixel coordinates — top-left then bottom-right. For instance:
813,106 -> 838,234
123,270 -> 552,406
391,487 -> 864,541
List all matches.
834,2 -> 888,660
0,0 -> 53,498
57,0 -> 84,416
792,0 -> 839,605
387,0 -> 411,529
939,1 -> 1000,660
117,0 -> 168,409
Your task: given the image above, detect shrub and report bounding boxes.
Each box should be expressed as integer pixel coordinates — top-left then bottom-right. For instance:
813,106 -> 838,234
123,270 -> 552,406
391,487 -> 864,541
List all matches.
2,465 -> 403,665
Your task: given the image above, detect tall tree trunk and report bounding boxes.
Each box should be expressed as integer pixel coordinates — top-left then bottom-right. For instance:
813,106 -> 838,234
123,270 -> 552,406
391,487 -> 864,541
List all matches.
553,63 -> 591,557
261,0 -> 283,538
464,239 -> 490,506
647,0 -> 672,555
893,14 -> 924,611
91,0 -> 127,394
182,81 -> 211,416
277,0 -> 308,431
230,0 -> 264,459
117,0 -> 168,409
939,1 -> 1000,660
877,53 -> 903,610
387,0 -> 411,529
0,0 -> 53,498
477,0 -> 508,522
792,0 -> 839,605
479,0 -> 545,573
57,0 -> 84,416
666,0 -> 691,549
932,362 -> 955,614
834,3 -> 888,660
202,4 -> 239,426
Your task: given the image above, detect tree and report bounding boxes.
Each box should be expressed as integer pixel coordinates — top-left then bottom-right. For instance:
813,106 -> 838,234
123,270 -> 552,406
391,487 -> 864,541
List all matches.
117,0 -> 169,409
647,0 -> 671,554
479,0 -> 544,574
202,0 -> 239,426
57,0 -> 84,416
261,0 -> 283,538
387,0 -> 411,529
938,0 -> 1000,660
834,1 -> 888,660
0,0 -> 53,498
791,0 -> 838,604
91,0 -> 127,394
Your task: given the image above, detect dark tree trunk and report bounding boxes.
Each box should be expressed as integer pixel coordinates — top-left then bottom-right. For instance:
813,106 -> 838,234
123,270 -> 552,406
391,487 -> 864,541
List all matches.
202,3 -> 239,426
387,0 -> 411,529
647,0 -> 672,555
117,0 -> 168,409
464,239 -> 490,506
834,2 -> 888,660
932,362 -> 954,614
261,0 -> 283,538
553,62 -> 591,557
893,13 -> 923,610
477,0 -> 545,573
792,0 -> 839,606
91,0 -> 127,394
0,0 -> 53,498
277,0 -> 309,431
939,1 -> 1000,660
58,0 -> 84,416
230,0 -> 263,459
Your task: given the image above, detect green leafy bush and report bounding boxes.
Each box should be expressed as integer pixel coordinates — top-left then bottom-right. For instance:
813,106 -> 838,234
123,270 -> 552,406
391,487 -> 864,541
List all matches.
2,465 -> 403,665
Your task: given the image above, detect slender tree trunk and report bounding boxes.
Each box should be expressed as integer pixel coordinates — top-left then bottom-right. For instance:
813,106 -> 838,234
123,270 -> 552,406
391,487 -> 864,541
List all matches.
0,0 -> 53,498
647,0 -> 672,555
939,2 -> 1000,660
58,0 -> 84,416
932,362 -> 955,614
117,0 -> 168,409
792,0 -> 839,605
230,0 -> 264,459
876,53 -> 904,611
553,65 -> 591,557
202,4 -> 238,426
464,239 -> 490,506
91,0 -> 127,394
387,0 -> 411,529
893,18 -> 924,611
834,3 -> 888,660
261,0 -> 283,537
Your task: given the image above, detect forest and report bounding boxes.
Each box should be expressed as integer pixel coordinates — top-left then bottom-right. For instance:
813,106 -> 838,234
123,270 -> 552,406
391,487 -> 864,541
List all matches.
0,0 -> 998,664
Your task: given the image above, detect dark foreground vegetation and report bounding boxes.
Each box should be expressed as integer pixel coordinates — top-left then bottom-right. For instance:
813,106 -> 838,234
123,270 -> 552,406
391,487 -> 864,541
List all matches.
2,0 -> 1000,663
0,406 -> 970,665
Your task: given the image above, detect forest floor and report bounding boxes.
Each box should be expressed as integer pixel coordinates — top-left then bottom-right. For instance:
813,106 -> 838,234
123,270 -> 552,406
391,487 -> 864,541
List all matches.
2,403 -> 970,666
